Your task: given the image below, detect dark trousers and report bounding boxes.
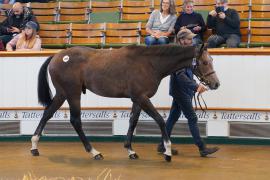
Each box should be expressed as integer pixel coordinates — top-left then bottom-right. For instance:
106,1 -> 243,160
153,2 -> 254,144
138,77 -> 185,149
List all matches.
193,35 -> 203,47
207,34 -> 240,48
0,34 -> 13,47
165,95 -> 204,150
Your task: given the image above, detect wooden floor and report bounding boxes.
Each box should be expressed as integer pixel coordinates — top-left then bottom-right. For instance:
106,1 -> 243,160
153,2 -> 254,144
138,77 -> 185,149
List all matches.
0,142 -> 270,179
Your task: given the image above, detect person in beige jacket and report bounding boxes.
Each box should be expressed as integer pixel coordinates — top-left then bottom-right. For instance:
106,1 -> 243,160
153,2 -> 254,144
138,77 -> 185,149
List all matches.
6,21 -> 41,51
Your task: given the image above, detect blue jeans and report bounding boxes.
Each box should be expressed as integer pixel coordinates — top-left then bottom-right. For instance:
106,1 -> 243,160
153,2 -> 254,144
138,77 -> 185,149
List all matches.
165,95 -> 205,150
145,35 -> 169,46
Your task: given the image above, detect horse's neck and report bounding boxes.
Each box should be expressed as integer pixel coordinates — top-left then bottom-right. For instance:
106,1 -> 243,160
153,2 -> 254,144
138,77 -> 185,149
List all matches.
150,53 -> 194,79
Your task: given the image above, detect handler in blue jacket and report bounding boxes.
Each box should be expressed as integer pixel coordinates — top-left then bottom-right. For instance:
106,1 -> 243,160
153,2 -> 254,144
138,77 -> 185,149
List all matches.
157,29 -> 219,157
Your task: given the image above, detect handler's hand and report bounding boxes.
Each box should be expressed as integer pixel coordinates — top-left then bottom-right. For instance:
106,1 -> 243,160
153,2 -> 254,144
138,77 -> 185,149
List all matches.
197,84 -> 208,93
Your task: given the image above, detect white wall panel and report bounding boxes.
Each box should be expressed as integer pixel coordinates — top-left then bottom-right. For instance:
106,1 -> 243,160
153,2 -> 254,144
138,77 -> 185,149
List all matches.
204,55 -> 270,109
0,55 -> 270,109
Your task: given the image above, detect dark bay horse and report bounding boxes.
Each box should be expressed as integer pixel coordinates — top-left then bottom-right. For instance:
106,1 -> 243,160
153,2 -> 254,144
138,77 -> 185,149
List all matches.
31,44 -> 219,162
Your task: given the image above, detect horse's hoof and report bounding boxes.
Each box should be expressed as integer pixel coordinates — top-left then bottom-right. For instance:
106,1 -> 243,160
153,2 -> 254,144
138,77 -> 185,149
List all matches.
129,153 -> 139,160
94,153 -> 104,160
164,155 -> 171,162
31,149 -> 39,156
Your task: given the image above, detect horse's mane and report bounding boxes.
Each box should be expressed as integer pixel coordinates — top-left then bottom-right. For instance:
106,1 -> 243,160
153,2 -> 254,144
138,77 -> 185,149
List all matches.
123,44 -> 195,57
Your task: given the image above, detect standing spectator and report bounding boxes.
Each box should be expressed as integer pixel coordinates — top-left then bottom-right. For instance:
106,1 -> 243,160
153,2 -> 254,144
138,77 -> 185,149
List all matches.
0,2 -> 39,46
206,0 -> 241,48
145,0 -> 177,46
174,0 -> 206,46
6,21 -> 41,51
157,28 -> 219,157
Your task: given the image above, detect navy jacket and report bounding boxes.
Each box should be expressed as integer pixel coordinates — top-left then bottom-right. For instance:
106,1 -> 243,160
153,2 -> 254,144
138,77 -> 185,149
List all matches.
174,12 -> 206,40
169,68 -> 198,98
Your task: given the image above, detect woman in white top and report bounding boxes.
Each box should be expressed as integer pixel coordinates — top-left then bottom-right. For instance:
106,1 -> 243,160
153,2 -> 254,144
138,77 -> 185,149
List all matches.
145,0 -> 177,46
6,21 -> 41,51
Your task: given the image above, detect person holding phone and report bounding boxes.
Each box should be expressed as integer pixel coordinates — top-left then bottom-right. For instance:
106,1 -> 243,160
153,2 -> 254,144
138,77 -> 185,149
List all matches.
0,2 -> 39,48
174,0 -> 206,46
206,0 -> 241,48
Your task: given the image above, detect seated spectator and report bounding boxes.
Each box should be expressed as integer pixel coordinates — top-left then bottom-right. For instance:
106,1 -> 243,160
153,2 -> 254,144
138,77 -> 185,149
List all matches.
0,2 -> 39,46
15,0 -> 50,3
174,0 -> 206,46
6,21 -> 41,51
206,0 -> 241,48
0,0 -> 11,4
145,0 -> 177,46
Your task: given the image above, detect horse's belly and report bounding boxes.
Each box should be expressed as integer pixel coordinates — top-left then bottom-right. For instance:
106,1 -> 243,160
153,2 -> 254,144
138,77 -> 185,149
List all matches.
86,79 -> 129,98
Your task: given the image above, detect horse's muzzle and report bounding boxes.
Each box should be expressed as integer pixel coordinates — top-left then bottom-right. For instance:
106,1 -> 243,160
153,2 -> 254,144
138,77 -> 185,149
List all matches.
212,82 -> 220,90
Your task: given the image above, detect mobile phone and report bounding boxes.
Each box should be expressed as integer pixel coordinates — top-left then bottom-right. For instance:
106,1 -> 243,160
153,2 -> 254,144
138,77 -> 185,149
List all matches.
215,6 -> 224,13
186,24 -> 198,29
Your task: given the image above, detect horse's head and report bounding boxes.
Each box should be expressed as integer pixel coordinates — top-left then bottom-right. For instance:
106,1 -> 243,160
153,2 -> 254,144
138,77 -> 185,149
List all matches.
193,44 -> 220,90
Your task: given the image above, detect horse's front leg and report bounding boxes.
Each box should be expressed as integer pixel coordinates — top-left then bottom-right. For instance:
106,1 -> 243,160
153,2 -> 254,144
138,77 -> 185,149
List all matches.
67,96 -> 103,160
124,102 -> 141,159
31,94 -> 65,156
136,95 -> 172,162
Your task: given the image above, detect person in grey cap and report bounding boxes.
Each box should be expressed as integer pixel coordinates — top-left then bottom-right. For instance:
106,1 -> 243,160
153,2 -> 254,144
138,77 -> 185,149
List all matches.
6,21 -> 41,51
157,28 -> 219,157
177,28 -> 196,46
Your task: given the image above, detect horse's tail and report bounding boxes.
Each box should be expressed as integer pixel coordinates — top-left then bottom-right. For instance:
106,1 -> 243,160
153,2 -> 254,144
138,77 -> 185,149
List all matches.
38,56 -> 53,107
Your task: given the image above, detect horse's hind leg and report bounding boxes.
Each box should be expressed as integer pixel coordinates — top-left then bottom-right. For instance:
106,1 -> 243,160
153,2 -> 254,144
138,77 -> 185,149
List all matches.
31,94 -> 65,156
67,96 -> 103,160
135,95 -> 172,162
124,102 -> 141,159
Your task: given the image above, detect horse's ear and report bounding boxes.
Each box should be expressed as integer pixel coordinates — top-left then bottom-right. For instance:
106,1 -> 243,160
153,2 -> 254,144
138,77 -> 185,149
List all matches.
195,44 -> 204,57
199,43 -> 204,53
203,43 -> 208,51
197,43 -> 208,56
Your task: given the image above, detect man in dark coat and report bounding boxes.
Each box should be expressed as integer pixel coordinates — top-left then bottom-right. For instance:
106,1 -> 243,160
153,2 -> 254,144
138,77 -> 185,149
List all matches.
157,28 -> 219,157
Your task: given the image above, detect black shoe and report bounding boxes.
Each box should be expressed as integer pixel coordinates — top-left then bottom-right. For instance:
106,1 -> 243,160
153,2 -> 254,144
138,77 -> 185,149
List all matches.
199,147 -> 219,157
157,144 -> 179,155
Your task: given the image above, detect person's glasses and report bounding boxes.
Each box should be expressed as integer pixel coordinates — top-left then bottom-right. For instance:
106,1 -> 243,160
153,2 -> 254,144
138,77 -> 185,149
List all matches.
162,2 -> 170,5
186,5 -> 194,8
216,2 -> 224,6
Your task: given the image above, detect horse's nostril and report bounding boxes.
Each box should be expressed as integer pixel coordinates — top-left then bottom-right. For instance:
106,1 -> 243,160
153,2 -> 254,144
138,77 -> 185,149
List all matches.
215,82 -> 220,89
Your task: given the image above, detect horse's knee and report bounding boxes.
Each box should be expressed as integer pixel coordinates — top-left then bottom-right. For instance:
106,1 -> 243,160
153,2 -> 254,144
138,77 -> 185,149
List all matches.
158,120 -> 166,128
70,116 -> 81,127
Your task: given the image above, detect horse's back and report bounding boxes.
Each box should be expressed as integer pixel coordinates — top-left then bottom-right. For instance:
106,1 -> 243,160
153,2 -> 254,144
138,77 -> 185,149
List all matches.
48,45 -> 159,98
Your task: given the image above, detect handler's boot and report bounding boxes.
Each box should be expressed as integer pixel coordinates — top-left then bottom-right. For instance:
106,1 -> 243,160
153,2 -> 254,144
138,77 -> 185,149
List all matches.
157,142 -> 179,155
199,146 -> 219,157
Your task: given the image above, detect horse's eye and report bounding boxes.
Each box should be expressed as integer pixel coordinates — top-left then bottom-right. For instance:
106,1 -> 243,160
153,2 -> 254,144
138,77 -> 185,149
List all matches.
203,61 -> 208,65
